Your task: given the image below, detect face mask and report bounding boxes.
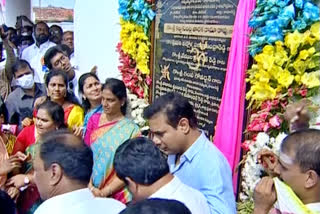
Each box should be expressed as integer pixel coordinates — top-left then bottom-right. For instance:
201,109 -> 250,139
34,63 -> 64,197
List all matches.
16,74 -> 34,89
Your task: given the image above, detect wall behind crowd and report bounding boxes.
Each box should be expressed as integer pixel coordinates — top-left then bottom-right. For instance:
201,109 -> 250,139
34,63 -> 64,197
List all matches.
4,0 -> 31,27
74,0 -> 121,82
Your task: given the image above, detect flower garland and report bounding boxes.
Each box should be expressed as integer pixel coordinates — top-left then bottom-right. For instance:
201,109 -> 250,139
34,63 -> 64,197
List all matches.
239,0 -> 320,212
117,0 -> 155,99
246,22 -> 320,108
248,0 -> 319,56
239,132 -> 287,214
118,0 -> 155,34
128,91 -> 149,130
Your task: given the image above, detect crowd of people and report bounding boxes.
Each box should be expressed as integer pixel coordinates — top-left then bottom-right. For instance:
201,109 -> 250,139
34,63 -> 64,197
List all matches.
0,17 -> 319,214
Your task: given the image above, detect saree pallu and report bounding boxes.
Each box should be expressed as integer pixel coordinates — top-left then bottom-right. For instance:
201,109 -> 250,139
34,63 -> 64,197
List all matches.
0,133 -> 16,188
90,118 -> 140,204
64,104 -> 84,129
83,105 -> 103,138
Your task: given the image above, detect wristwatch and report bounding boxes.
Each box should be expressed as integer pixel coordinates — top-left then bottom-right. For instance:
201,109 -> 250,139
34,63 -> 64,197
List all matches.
24,176 -> 30,185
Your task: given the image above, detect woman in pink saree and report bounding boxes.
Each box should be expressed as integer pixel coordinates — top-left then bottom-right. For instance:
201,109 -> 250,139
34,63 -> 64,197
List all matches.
85,78 -> 139,204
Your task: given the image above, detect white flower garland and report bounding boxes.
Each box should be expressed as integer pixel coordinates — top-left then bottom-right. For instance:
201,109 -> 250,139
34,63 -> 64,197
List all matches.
240,132 -> 287,201
127,91 -> 149,130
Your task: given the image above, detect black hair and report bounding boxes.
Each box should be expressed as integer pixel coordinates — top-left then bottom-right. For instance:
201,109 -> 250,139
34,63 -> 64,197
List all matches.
39,129 -> 93,184
119,198 -> 192,214
114,137 -> 169,185
0,190 -> 16,214
49,25 -> 63,34
143,92 -> 198,129
22,25 -> 33,34
78,72 -> 100,112
11,59 -> 33,76
37,100 -> 65,128
281,129 -> 320,176
102,78 -> 127,115
57,44 -> 72,57
34,21 -> 49,32
0,97 -> 8,123
44,46 -> 65,69
45,69 -> 79,105
20,35 -> 34,44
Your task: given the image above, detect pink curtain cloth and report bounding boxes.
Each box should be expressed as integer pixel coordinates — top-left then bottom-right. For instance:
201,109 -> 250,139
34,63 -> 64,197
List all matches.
213,0 -> 256,193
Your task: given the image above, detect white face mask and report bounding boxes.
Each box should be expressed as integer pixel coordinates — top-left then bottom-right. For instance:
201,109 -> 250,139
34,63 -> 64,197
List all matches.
16,74 -> 34,89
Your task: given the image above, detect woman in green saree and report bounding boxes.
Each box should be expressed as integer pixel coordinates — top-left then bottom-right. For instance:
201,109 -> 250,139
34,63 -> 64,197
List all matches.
85,78 -> 139,204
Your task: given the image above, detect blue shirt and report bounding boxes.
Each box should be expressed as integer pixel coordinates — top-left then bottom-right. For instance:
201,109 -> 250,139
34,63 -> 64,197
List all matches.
168,132 -> 236,214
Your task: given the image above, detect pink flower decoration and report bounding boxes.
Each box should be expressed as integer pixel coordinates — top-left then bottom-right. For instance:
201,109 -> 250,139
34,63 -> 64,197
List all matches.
269,115 -> 282,128
242,140 -> 255,151
263,122 -> 270,132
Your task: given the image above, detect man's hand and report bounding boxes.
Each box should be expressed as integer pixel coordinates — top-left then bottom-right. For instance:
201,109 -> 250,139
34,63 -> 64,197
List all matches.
0,25 -> 8,40
90,66 -> 98,74
253,177 -> 277,214
6,186 -> 20,199
72,126 -> 83,138
284,99 -> 312,132
22,117 -> 34,127
6,174 -> 27,189
257,149 -> 279,177
34,96 -> 47,109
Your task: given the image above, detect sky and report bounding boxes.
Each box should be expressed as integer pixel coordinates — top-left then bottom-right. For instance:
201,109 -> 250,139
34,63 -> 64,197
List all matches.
32,0 -> 75,9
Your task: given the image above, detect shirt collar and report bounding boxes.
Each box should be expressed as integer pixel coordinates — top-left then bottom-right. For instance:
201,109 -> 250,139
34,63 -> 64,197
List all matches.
181,131 -> 206,162
18,83 -> 43,99
149,176 -> 181,198
33,40 -> 51,50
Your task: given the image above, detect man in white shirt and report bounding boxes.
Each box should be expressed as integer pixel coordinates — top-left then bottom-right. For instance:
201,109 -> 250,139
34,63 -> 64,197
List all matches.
21,21 -> 55,83
44,46 -> 81,101
33,129 -> 125,214
114,137 -> 210,214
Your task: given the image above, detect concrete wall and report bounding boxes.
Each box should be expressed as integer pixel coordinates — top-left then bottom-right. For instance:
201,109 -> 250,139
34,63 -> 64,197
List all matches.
5,0 -> 31,27
74,0 -> 121,81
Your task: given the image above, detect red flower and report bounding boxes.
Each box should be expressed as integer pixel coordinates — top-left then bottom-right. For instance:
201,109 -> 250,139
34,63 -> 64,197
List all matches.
261,101 -> 272,111
299,88 -> 308,97
135,87 -> 145,98
247,119 -> 265,132
271,99 -> 279,106
288,88 -> 293,97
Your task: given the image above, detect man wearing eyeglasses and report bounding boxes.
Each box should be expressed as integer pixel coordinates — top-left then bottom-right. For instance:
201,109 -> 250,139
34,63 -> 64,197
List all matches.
43,46 -> 80,102
49,25 -> 63,45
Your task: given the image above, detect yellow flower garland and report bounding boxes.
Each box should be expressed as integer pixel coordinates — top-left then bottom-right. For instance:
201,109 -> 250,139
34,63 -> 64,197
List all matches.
120,18 -> 151,75
246,22 -> 320,107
